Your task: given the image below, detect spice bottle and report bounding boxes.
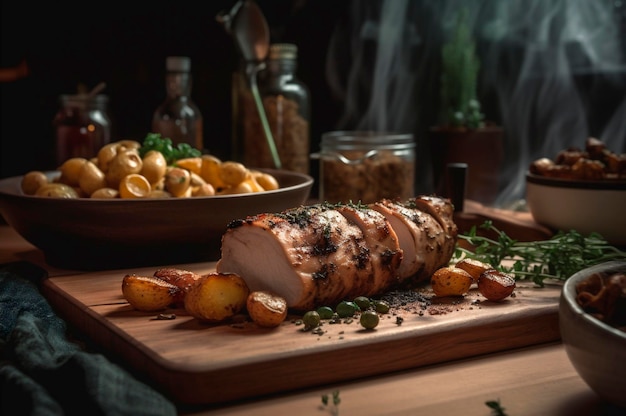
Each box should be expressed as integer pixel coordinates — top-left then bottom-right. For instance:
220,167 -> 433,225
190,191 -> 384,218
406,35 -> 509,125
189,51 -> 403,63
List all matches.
53,94 -> 111,166
312,131 -> 416,204
152,56 -> 204,150
234,43 -> 311,173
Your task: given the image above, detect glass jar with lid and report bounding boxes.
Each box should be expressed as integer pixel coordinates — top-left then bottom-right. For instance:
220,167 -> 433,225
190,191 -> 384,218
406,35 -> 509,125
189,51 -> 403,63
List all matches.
53,94 -> 111,166
313,131 -> 416,204
233,43 -> 311,174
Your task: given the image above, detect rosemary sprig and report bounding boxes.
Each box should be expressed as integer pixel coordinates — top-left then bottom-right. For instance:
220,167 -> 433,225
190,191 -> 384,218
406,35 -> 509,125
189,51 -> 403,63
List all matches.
453,221 -> 626,286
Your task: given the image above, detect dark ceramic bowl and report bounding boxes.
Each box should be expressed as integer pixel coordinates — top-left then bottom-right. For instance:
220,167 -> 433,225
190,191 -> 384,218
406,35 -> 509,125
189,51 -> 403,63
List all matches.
0,169 -> 313,270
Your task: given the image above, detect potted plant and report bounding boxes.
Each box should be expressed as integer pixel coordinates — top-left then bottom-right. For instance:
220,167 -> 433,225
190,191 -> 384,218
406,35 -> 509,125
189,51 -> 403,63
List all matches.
429,8 -> 504,205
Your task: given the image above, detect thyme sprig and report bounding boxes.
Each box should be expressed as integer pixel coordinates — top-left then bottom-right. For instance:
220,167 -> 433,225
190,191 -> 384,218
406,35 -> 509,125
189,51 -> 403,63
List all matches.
453,221 -> 626,286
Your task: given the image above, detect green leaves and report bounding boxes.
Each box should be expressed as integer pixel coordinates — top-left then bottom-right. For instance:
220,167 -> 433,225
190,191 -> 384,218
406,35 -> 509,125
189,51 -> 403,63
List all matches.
454,221 -> 626,286
139,133 -> 201,165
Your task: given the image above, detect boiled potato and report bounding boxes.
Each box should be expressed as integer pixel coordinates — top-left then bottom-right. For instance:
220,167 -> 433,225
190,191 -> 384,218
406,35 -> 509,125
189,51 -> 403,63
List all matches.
252,171 -> 279,191
106,149 -> 143,188
121,274 -> 180,311
35,183 -> 80,199
430,266 -> 473,297
478,270 -> 516,301
184,273 -> 250,322
455,258 -> 494,283
218,161 -> 248,187
175,157 -> 202,175
200,155 -> 226,189
247,291 -> 288,328
21,171 -> 48,195
141,150 -> 168,185
91,187 -> 119,198
78,160 -> 107,196
164,167 -> 191,197
119,173 -> 151,198
58,157 -> 88,186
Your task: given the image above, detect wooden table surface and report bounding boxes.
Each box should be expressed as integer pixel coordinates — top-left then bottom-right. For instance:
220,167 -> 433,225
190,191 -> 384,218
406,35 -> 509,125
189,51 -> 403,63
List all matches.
0,224 -> 622,416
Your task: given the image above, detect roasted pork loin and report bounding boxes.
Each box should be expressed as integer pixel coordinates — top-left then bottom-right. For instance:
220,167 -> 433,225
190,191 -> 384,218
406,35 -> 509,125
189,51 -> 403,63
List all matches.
216,197 -> 457,311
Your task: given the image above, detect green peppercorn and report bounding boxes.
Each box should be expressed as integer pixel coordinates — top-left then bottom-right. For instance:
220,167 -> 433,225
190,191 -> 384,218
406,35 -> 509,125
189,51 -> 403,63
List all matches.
353,296 -> 371,310
316,306 -> 334,320
373,300 -> 390,314
302,310 -> 321,329
360,310 -> 380,329
336,301 -> 360,318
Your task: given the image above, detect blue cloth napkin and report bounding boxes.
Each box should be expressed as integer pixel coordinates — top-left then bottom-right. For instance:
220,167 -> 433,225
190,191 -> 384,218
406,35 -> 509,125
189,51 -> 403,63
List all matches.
0,262 -> 177,416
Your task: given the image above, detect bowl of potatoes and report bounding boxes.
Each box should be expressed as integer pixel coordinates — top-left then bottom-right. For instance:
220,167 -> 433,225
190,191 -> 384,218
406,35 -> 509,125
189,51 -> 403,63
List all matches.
0,137 -> 313,270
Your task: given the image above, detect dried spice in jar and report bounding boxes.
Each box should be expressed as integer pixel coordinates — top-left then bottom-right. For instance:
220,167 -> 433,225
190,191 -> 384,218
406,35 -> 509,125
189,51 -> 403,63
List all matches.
233,43 -> 310,174
313,131 -> 416,204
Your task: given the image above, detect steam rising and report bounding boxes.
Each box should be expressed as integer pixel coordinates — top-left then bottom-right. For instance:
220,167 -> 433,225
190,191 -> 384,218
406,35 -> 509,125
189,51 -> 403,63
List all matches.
326,0 -> 626,205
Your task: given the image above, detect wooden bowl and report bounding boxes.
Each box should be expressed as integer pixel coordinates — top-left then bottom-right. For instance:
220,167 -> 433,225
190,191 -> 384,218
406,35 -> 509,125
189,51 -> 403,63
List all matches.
0,169 -> 313,270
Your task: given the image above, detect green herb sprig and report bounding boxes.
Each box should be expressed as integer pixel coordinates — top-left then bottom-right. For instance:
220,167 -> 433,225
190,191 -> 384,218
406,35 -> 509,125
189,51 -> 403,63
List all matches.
139,133 -> 201,165
454,221 -> 626,286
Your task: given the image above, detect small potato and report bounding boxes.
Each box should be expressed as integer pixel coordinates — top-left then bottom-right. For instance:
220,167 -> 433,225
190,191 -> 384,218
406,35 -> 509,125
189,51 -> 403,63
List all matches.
106,149 -> 143,188
121,274 -> 181,312
184,273 -> 250,322
78,160 -> 107,196
141,150 -> 168,185
176,157 -> 202,175
455,258 -> 494,283
253,171 -> 279,191
164,167 -> 191,197
218,161 -> 248,187
200,155 -> 226,189
97,142 -> 120,173
154,268 -> 201,305
58,157 -> 88,186
91,187 -> 119,199
21,171 -> 48,195
192,183 -> 216,197
119,173 -> 152,198
478,270 -> 516,301
147,189 -> 172,198
247,291 -> 288,328
35,183 -> 80,199
430,266 -> 473,297
218,181 -> 254,195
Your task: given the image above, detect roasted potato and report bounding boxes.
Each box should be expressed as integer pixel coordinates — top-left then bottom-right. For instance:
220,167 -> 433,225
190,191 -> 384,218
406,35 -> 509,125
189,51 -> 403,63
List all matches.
430,266 -> 473,297
455,258 -> 494,283
478,270 -> 516,301
184,273 -> 250,322
21,171 -> 48,195
246,291 -> 288,328
121,274 -> 181,311
153,268 -> 201,305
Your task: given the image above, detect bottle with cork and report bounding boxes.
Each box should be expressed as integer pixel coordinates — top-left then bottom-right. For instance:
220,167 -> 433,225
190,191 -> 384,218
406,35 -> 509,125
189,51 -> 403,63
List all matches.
152,56 -> 203,150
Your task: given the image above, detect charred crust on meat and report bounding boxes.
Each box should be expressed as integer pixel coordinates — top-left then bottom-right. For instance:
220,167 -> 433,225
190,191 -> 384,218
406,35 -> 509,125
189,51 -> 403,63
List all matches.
226,218 -> 246,229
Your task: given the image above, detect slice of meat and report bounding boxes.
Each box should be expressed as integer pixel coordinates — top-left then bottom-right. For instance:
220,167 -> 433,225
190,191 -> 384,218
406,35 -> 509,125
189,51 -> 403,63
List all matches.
217,204 -> 375,311
372,199 -> 454,285
409,196 -> 458,263
335,203 -> 403,295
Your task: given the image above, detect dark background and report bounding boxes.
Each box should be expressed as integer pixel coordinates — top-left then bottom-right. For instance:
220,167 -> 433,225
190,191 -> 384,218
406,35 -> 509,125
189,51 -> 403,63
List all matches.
1,0 -> 349,179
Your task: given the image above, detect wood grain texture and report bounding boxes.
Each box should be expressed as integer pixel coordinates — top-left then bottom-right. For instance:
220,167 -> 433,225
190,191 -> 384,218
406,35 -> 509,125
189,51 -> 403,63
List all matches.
40,263 -> 562,406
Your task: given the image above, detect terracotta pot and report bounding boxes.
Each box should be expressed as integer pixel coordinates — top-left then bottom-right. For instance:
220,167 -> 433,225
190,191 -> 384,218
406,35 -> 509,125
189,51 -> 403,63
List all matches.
429,125 -> 504,205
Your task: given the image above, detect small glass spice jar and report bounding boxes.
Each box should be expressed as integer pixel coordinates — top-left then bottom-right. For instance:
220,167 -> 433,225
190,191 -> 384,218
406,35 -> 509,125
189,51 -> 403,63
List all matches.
53,94 -> 111,166
312,131 -> 415,204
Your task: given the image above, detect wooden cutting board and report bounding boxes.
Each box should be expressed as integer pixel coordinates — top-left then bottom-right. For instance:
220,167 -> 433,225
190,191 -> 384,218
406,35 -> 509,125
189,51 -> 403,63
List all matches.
40,262 -> 562,406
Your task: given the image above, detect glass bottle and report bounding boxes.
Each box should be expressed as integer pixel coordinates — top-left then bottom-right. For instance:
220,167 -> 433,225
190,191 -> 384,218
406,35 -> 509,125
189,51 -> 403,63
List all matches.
53,94 -> 111,166
235,43 -> 311,174
152,56 -> 203,150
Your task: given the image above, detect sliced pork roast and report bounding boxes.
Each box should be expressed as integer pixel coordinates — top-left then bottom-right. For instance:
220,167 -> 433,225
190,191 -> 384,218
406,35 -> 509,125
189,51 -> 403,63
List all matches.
217,197 -> 457,311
